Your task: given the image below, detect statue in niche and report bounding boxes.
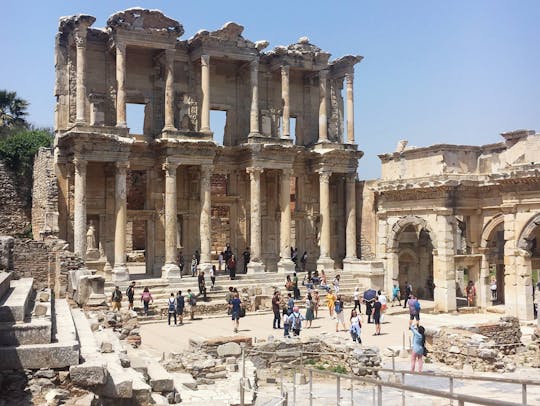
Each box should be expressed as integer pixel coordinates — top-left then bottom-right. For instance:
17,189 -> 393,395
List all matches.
86,220 -> 100,261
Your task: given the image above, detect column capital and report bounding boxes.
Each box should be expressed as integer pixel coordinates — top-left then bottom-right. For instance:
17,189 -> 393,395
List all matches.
115,161 -> 129,173
246,166 -> 264,179
281,65 -> 290,77
74,27 -> 88,49
317,170 -> 332,183
73,157 -> 87,175
116,42 -> 126,54
201,54 -> 210,67
319,69 -> 329,81
281,168 -> 293,177
249,59 -> 259,71
162,162 -> 178,177
345,172 -> 357,183
345,72 -> 354,85
200,164 -> 214,178
165,48 -> 176,62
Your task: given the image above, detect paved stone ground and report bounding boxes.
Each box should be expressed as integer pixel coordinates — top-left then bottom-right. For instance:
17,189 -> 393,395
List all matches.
137,304 -> 540,405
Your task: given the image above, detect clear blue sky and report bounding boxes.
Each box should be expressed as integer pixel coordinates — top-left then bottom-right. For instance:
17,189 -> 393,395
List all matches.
3,1 -> 539,179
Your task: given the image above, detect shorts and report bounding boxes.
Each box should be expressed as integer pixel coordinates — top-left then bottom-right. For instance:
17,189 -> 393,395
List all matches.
410,313 -> 420,321
373,315 -> 380,324
336,311 -> 345,323
231,311 -> 240,321
177,308 -> 184,315
128,297 -> 134,304
112,301 -> 121,311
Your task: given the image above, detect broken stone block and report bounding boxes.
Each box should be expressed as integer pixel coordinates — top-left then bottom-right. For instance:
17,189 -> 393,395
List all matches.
217,342 -> 241,357
69,362 -> 107,387
147,361 -> 174,392
100,341 -> 113,353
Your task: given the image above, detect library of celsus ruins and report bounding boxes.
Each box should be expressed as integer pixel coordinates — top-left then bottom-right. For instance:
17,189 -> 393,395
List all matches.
29,8 -> 540,321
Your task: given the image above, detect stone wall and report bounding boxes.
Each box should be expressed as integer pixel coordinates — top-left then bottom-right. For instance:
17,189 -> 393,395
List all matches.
31,148 -> 59,240
0,160 -> 31,236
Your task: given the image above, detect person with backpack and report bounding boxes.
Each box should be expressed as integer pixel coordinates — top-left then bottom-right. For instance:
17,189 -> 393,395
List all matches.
410,324 -> 426,372
187,289 -> 196,320
167,293 -> 177,326
350,309 -> 362,343
334,295 -> 346,332
126,281 -> 136,310
111,286 -> 122,312
282,307 -> 291,338
229,291 -> 243,333
290,306 -> 304,336
191,255 -> 198,277
408,294 -> 421,326
403,281 -> 412,309
140,287 -> 153,316
305,293 -> 315,328
373,296 -> 382,335
176,290 -> 185,325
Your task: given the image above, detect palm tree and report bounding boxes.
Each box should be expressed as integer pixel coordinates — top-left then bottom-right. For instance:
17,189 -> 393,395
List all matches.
0,90 -> 29,129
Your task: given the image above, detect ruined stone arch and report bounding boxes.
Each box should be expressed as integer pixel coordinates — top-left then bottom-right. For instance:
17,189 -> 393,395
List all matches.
387,215 -> 437,252
517,212 -> 540,253
480,213 -> 504,248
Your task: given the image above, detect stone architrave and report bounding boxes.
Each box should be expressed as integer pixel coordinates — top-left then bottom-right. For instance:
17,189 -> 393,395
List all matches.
161,162 -> 181,279
199,165 -> 213,274
115,42 -> 127,128
316,170 -> 334,272
73,157 -> 87,260
277,169 -> 295,273
247,167 -> 265,273
112,162 -> 129,282
200,54 -> 211,133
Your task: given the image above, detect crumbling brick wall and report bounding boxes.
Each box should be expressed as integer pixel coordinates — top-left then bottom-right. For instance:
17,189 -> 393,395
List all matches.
0,160 -> 31,236
32,148 -> 59,239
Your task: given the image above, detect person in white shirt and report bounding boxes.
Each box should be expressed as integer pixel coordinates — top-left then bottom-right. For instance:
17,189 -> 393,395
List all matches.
353,287 -> 361,312
377,290 -> 388,323
333,274 -> 341,294
349,309 -> 362,343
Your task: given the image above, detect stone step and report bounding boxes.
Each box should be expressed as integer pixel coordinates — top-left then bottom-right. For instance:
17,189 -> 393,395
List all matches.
0,278 -> 33,322
101,361 -> 132,399
125,367 -> 152,404
0,318 -> 51,346
146,359 -> 174,392
0,271 -> 12,300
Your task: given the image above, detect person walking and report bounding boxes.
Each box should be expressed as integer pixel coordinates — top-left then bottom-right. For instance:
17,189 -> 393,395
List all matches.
229,292 -> 243,333
403,281 -> 412,309
293,272 -> 300,300
242,247 -> 250,273
408,295 -> 421,327
305,293 -> 315,328
195,249 -> 200,266
466,280 -> 476,307
167,293 -> 177,326
319,270 -> 328,290
176,290 -> 185,325
198,271 -> 207,300
326,289 -> 336,318
334,295 -> 346,332
391,283 -> 401,307
365,298 -> 374,324
126,281 -> 136,310
111,286 -> 122,312
410,324 -> 426,372
272,291 -> 282,329
373,296 -> 382,335
290,306 -> 304,336
313,290 -> 320,318
177,252 -> 185,276
187,289 -> 196,320
353,287 -> 361,312
140,287 -> 153,316
332,274 -> 341,295
228,254 -> 237,280
210,265 -> 216,290
218,251 -> 224,273
286,293 -> 295,315
282,308 -> 291,338
350,309 -> 362,343
191,255 -> 197,277
378,290 -> 387,323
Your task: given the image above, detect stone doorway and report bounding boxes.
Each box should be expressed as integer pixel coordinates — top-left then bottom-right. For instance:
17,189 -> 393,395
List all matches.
485,222 -> 505,305
211,205 -> 230,259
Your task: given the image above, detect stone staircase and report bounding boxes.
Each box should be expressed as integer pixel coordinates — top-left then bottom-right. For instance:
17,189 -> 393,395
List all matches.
104,269 -> 366,317
0,271 -> 79,369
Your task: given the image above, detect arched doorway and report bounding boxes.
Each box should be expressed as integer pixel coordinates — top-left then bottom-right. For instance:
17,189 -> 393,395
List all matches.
517,213 -> 540,320
482,217 -> 505,305
395,224 -> 434,300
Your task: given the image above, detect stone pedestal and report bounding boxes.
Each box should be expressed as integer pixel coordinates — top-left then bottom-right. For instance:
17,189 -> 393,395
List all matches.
247,262 -> 265,274
111,265 -> 129,282
162,263 -> 181,280
345,260 -> 385,291
277,260 -> 295,274
316,257 -> 334,273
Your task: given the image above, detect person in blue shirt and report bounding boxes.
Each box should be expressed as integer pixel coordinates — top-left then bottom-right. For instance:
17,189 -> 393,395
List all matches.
229,292 -> 243,333
410,324 -> 426,372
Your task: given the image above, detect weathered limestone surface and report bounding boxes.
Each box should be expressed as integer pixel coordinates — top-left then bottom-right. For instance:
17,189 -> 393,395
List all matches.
0,161 -> 30,236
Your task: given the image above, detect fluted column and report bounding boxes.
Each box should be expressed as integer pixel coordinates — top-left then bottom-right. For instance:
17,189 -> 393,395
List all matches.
200,54 -> 211,133
162,162 -> 181,279
116,43 -> 127,127
163,49 -> 176,131
249,59 -> 260,136
345,73 -> 355,144
318,70 -> 328,142
247,167 -> 265,273
345,173 -> 357,260
74,28 -> 88,124
281,65 -> 290,138
73,157 -> 87,260
199,165 -> 213,273
317,170 -> 334,271
278,169 -> 295,273
112,162 -> 129,281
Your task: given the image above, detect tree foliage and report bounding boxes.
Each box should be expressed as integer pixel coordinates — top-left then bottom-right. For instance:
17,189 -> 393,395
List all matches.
0,90 -> 29,135
0,129 -> 53,179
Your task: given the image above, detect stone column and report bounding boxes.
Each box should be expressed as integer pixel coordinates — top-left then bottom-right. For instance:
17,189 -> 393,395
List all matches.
74,28 -> 88,124
281,65 -> 290,138
318,70 -> 328,143
199,165 -> 213,273
278,169 -> 295,273
163,49 -> 176,131
344,173 -> 357,261
200,54 -> 211,133
345,72 -> 355,144
515,251 -> 534,320
433,212 -> 456,312
478,248 -> 491,309
116,43 -> 127,128
249,60 -> 260,136
247,167 -> 265,273
161,162 -> 181,279
112,162 -> 129,281
503,209 -> 518,318
317,170 -> 334,271
73,157 -> 87,260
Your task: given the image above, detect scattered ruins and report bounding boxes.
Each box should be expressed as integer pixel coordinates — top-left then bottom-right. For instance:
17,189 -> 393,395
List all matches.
0,6 -> 539,405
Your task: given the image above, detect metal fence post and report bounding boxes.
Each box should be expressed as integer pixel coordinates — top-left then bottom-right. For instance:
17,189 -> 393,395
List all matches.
401,372 -> 405,406
351,379 -> 354,406
377,383 -> 382,406
240,345 -> 245,406
522,383 -> 527,406
309,369 -> 313,406
280,366 -> 284,398
293,370 -> 297,406
372,387 -> 376,406
449,376 -> 453,406
337,375 -> 341,406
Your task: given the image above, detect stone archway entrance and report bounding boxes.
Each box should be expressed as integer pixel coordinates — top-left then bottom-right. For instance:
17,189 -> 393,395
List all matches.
482,220 -> 506,305
516,213 -> 540,320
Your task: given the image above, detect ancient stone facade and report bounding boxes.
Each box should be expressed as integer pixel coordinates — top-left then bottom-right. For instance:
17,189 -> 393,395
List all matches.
46,8 -> 362,281
364,130 -> 540,320
0,160 -> 31,236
